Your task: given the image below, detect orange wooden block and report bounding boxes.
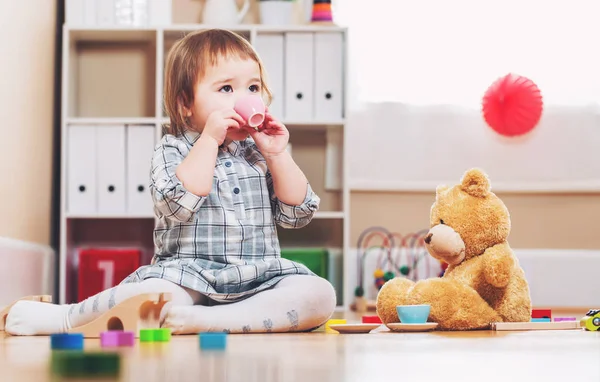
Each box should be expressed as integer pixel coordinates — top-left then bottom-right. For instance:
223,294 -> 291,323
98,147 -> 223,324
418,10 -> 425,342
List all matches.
0,295 -> 52,331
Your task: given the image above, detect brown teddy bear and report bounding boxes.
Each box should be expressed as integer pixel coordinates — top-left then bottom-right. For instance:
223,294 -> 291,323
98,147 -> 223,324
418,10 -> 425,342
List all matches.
376,168 -> 532,330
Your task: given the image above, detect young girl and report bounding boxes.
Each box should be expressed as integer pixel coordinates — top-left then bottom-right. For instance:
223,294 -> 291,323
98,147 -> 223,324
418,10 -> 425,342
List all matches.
6,29 -> 336,335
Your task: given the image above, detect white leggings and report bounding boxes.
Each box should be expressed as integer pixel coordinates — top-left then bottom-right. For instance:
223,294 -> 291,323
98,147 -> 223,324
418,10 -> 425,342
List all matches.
5,275 -> 337,335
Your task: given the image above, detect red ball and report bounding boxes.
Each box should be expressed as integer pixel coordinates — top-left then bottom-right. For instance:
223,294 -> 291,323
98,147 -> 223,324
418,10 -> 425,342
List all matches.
482,73 -> 543,137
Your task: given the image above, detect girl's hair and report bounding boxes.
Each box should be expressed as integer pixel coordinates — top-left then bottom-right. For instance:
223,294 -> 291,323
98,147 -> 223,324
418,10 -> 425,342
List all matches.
163,29 -> 273,136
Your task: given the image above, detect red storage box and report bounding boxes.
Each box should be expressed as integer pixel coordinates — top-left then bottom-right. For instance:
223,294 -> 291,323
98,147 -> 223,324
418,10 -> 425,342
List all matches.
77,248 -> 141,302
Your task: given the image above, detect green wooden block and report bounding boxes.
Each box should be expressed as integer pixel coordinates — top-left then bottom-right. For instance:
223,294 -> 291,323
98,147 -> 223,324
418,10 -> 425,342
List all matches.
139,329 -> 154,342
153,328 -> 171,342
51,351 -> 120,378
140,328 -> 171,342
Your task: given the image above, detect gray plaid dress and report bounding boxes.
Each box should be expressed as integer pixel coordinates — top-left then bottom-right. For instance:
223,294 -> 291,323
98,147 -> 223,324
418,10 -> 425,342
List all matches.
120,130 -> 319,303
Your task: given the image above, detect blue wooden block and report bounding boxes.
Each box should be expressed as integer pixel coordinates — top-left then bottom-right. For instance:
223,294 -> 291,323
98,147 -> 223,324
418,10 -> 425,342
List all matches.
51,333 -> 84,350
531,318 -> 551,323
199,332 -> 227,350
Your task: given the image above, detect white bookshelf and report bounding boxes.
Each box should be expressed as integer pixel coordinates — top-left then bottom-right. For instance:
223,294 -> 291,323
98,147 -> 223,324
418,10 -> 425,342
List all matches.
59,24 -> 350,308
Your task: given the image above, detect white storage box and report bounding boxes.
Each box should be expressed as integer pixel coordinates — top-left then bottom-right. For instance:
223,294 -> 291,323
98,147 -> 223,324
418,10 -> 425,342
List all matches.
0,237 -> 55,308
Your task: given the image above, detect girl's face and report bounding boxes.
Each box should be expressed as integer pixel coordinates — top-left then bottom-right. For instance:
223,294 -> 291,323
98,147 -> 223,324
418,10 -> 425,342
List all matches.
187,54 -> 262,142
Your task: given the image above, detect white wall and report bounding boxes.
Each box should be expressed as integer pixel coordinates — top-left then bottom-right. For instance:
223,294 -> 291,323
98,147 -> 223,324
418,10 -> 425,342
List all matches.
0,0 -> 57,245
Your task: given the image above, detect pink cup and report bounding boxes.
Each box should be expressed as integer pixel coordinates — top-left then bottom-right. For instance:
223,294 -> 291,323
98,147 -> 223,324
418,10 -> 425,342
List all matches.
234,94 -> 266,128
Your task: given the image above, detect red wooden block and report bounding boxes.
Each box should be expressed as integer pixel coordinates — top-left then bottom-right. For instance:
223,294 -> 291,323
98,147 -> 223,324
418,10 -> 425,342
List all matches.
531,309 -> 552,319
78,248 -> 141,302
362,315 -> 382,324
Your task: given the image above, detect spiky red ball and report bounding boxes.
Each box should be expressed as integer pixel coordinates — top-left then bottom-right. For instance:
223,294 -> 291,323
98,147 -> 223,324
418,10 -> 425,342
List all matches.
482,73 -> 543,137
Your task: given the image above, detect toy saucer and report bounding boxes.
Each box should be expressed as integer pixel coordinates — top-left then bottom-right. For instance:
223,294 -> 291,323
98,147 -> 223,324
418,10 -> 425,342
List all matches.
328,323 -> 381,333
386,322 -> 438,332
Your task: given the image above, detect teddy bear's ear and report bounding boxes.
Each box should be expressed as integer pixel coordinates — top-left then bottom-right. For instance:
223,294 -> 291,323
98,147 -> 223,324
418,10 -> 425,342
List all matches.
460,168 -> 490,197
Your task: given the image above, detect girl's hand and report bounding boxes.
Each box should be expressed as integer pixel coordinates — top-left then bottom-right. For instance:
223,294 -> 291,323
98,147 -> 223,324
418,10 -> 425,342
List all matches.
203,109 -> 246,145
248,113 -> 290,158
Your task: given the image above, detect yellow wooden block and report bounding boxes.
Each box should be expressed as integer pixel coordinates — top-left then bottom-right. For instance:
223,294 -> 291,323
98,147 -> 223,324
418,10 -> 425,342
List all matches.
325,319 -> 347,334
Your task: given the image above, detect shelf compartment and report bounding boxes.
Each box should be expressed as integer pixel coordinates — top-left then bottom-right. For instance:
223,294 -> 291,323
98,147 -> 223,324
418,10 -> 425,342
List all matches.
63,218 -> 155,304
277,218 -> 342,248
289,129 -> 343,212
66,29 -> 157,118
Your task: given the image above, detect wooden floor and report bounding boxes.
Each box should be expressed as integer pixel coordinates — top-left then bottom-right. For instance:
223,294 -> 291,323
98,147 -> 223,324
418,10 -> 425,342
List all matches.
1,311 -> 599,382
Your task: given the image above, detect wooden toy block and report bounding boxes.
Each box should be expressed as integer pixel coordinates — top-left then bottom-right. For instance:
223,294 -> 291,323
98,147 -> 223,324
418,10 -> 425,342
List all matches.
140,328 -> 171,342
362,315 -> 382,324
325,319 -> 347,334
199,332 -> 227,350
553,317 -> 576,322
492,321 -> 580,331
0,295 -> 52,331
51,333 -> 84,350
67,292 -> 171,338
51,351 -> 120,378
531,309 -> 552,319
531,318 -> 551,323
100,330 -> 135,347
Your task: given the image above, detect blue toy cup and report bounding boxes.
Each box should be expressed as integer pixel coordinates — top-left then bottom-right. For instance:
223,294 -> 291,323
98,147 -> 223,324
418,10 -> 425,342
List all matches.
396,304 -> 431,324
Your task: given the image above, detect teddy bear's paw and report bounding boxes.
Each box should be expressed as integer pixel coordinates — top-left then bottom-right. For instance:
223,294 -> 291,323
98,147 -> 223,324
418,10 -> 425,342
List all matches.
410,278 -> 501,330
376,277 -> 415,324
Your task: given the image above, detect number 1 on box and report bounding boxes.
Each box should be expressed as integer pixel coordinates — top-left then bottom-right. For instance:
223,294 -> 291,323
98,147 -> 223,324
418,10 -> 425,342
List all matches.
97,260 -> 115,290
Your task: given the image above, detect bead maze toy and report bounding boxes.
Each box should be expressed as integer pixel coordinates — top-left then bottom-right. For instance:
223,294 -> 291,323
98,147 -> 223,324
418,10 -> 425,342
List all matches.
0,295 -> 52,331
352,226 -> 443,313
65,292 -> 172,338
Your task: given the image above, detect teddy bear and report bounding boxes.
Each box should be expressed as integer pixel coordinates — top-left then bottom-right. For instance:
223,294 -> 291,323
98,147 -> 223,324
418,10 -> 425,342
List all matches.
376,168 -> 532,330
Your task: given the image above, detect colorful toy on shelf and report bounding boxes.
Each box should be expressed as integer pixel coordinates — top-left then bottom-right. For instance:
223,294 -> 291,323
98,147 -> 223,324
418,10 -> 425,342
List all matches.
580,309 -> 600,331
311,0 -> 333,23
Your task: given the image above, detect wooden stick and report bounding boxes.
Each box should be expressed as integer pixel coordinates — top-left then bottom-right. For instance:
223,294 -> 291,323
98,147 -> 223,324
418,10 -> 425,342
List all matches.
68,292 -> 172,338
492,321 -> 580,331
0,295 -> 53,331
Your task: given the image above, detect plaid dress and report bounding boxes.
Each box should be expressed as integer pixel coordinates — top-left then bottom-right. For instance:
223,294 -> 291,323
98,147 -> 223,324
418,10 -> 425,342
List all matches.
120,130 -> 320,303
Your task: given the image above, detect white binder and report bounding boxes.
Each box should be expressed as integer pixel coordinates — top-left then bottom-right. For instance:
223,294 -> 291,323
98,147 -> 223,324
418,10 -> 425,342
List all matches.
254,33 -> 285,120
96,125 -> 126,214
126,125 -> 155,215
284,33 -> 314,121
67,125 -> 97,214
314,32 -> 344,121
